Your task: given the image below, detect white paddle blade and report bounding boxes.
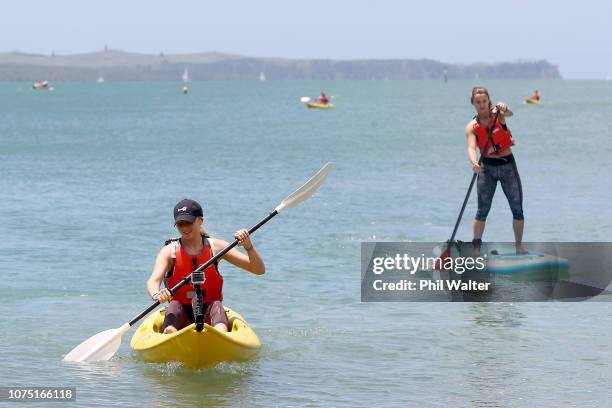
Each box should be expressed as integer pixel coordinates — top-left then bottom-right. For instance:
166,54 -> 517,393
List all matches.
63,323 -> 130,363
300,97 -> 311,103
275,162 -> 332,213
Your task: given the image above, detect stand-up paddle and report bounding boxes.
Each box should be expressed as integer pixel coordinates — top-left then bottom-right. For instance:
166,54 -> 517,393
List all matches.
63,162 -> 333,363
441,108 -> 501,260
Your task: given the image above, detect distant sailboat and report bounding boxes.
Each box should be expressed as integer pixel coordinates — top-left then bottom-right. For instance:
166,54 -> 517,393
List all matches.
97,77 -> 105,83
259,72 -> 266,82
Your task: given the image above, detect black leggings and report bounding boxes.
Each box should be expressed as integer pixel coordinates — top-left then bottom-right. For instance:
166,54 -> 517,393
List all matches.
475,154 -> 524,221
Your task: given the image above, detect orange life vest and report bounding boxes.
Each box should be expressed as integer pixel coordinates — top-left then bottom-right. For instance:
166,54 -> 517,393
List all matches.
473,115 -> 514,156
164,236 -> 223,305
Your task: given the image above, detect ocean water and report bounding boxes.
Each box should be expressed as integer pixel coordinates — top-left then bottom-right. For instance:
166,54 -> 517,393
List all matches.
1,80 -> 611,407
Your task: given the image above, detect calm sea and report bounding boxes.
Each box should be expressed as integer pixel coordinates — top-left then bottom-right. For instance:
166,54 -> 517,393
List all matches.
1,80 -> 611,407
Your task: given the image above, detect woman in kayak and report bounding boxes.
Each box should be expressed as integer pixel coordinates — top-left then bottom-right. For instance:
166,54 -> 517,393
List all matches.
146,198 -> 265,334
530,90 -> 540,101
466,86 -> 527,254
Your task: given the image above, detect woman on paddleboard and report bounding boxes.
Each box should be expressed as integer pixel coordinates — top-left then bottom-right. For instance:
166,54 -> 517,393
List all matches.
466,86 -> 527,254
146,198 -> 265,334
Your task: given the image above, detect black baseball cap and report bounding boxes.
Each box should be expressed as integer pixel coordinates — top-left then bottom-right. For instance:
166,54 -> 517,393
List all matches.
173,198 -> 203,224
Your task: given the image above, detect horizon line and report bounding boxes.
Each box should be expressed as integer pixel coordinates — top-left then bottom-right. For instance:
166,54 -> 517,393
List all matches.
0,47 -> 556,66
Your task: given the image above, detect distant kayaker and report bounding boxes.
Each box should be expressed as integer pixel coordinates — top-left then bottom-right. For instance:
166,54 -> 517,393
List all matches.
530,90 -> 540,101
466,86 -> 527,254
318,92 -> 329,105
147,199 -> 265,334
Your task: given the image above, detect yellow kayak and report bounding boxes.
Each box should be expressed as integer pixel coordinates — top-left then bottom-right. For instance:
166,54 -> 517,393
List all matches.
524,98 -> 540,104
305,102 -> 335,109
130,307 -> 260,368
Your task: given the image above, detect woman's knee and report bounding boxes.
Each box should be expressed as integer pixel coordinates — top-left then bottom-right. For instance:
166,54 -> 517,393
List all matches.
205,301 -> 229,328
166,300 -> 184,314
162,301 -> 191,331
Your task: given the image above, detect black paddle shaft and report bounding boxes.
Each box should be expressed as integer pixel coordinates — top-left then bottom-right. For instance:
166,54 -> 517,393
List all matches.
128,210 -> 279,326
447,109 -> 502,246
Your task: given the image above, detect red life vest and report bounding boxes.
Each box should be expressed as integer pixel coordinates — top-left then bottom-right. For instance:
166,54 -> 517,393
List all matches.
473,115 -> 514,156
164,236 -> 223,305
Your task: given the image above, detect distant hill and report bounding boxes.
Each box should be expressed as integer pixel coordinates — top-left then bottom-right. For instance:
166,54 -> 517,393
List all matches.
0,49 -> 561,81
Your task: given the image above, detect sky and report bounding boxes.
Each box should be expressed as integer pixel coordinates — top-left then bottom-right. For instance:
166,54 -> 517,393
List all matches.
1,0 -> 610,79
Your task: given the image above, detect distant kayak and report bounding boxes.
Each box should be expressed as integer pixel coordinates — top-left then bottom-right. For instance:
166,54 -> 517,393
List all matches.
32,80 -> 52,90
130,306 -> 260,368
305,102 -> 335,109
524,98 -> 540,105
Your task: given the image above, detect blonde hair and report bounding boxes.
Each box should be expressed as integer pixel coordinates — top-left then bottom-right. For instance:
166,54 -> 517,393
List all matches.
470,86 -> 493,112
